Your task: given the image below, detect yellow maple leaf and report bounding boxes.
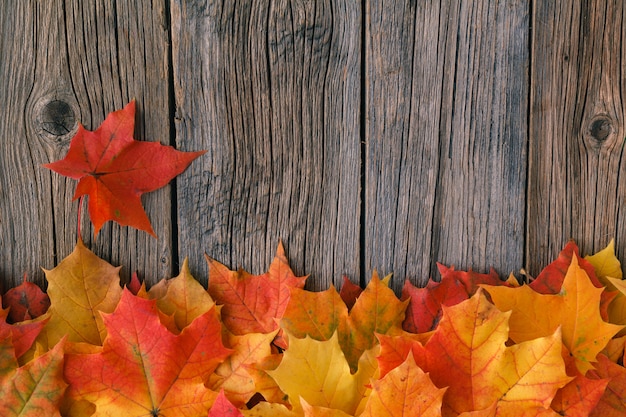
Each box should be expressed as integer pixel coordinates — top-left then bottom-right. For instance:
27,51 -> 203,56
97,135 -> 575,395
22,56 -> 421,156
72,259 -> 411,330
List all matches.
150,258 -> 215,330
484,256 -> 624,373
268,331 -> 369,415
584,239 -> 623,284
42,239 -> 122,346
301,399 -> 354,416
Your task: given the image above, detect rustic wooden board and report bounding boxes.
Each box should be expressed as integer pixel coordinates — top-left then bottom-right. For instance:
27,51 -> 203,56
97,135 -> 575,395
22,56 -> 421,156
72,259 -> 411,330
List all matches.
365,0 -> 529,291
0,0 -> 173,288
3,1 -> 623,294
172,1 -> 362,289
527,0 -> 626,276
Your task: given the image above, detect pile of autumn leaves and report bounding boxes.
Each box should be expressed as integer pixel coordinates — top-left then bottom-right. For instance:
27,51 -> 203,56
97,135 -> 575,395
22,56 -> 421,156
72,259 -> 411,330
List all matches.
1,240 -> 626,416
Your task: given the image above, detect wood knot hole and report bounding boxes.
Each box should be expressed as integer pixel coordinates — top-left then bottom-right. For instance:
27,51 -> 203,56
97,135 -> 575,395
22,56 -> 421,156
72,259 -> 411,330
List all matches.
588,117 -> 612,142
39,100 -> 76,137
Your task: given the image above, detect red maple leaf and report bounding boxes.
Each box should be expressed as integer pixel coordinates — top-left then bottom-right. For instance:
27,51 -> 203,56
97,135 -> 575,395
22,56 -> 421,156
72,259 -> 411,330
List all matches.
2,274 -> 50,322
44,100 -> 205,236
64,289 -> 231,415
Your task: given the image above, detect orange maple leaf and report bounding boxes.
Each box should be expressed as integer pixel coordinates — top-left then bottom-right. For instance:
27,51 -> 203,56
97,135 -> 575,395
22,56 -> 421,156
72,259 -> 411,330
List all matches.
587,354 -> 626,416
64,289 -> 231,415
206,242 -> 306,334
44,100 -> 205,236
408,290 -> 571,416
550,375 -> 608,416
207,330 -> 279,407
281,285 -> 348,341
148,258 -> 215,331
360,352 -> 446,417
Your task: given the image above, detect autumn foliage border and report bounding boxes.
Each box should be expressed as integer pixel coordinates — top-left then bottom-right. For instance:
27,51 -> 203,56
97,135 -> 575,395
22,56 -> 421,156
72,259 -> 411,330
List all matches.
1,101 -> 625,416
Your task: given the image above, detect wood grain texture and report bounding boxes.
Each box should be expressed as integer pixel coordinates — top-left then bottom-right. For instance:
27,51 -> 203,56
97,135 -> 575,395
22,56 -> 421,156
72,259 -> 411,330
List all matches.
366,0 -> 529,291
172,1 -> 361,289
527,0 -> 626,275
0,0 -> 173,288
4,1 -> 625,294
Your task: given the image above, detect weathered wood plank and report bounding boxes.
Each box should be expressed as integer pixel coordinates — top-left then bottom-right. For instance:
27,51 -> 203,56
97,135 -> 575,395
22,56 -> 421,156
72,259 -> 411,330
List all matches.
366,0 -> 529,292
527,0 -> 626,275
172,1 -> 362,289
0,0 -> 173,288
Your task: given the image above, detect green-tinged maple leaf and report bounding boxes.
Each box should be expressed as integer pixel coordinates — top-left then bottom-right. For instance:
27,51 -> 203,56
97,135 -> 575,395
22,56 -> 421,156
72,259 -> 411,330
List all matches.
0,338 -> 66,416
2,276 -> 50,322
281,285 -> 348,341
484,255 -> 623,373
360,352 -> 446,417
64,289 -> 231,416
550,375 -> 608,416
268,331 -> 370,415
207,242 -> 306,334
208,390 -> 244,417
410,290 -> 571,416
401,276 -> 468,334
148,258 -> 215,331
207,330 -> 278,407
338,272 -> 408,372
44,100 -> 205,237
587,355 -> 626,416
42,239 -> 122,347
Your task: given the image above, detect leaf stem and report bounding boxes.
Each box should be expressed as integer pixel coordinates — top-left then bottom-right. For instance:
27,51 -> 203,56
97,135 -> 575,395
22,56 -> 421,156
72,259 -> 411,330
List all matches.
77,195 -> 84,242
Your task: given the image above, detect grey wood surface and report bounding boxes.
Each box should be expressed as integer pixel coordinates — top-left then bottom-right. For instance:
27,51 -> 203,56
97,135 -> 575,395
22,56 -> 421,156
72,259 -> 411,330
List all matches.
172,0 -> 362,290
0,0 -> 174,289
527,0 -> 626,276
365,0 -> 529,292
0,1 -> 624,292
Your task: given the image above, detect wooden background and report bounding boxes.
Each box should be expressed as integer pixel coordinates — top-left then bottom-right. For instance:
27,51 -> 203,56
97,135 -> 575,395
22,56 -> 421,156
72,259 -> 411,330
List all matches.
0,0 -> 624,294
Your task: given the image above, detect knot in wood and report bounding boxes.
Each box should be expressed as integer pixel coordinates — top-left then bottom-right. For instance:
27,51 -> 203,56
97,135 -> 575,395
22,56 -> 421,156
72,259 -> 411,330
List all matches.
39,100 -> 76,137
588,116 -> 612,142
